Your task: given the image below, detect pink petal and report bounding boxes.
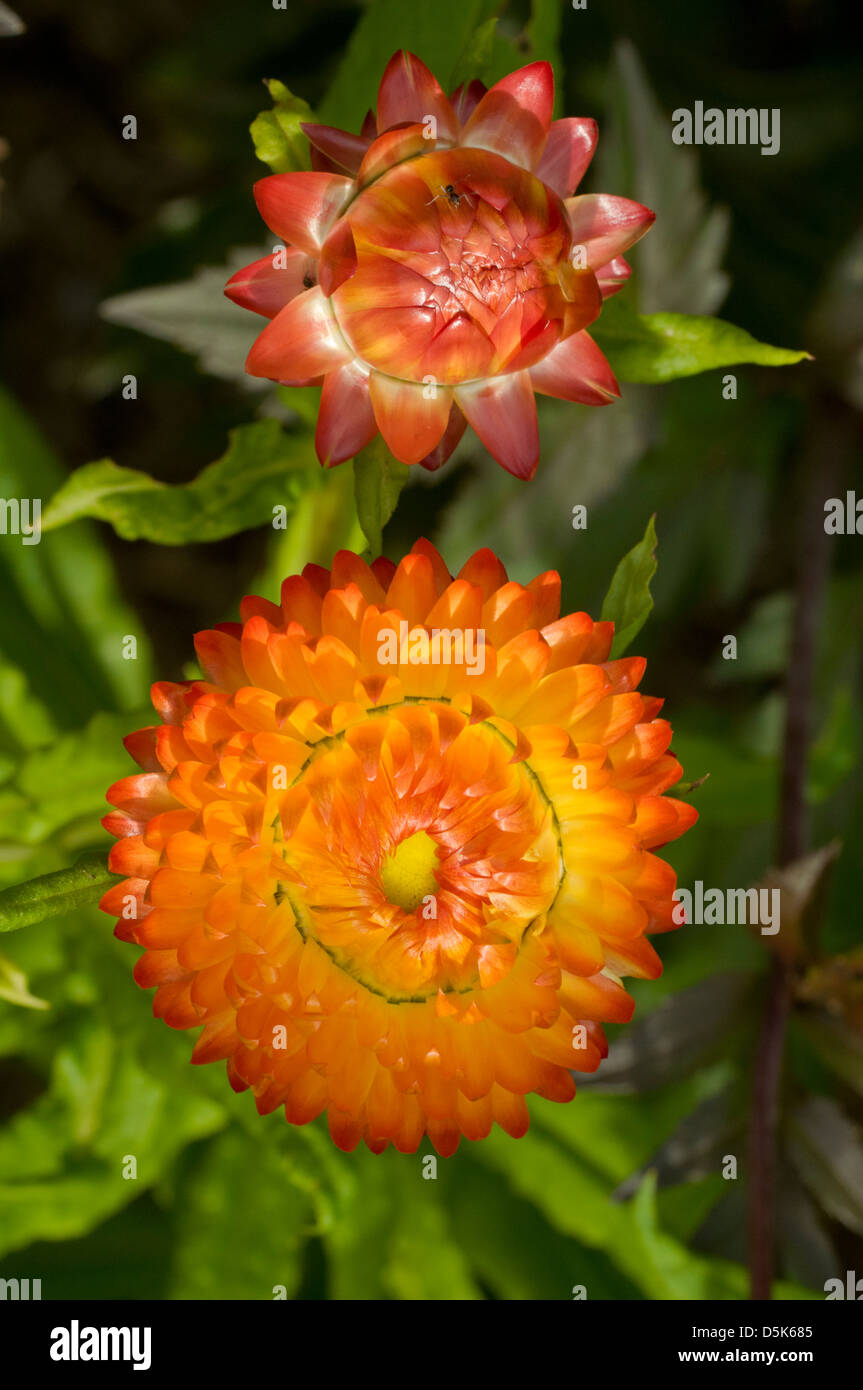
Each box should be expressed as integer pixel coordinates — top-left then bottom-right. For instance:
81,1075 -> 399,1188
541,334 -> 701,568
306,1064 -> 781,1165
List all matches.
536,117 -> 598,197
417,403 -> 467,471
246,286 -> 352,382
316,361 -> 378,466
461,61 -> 554,171
565,193 -> 655,268
357,123 -> 431,188
337,302 -> 440,378
301,122 -> 371,178
595,255 -> 632,298
419,312 -> 495,384
368,372 -> 453,466
450,79 -> 487,126
529,330 -> 620,405
318,218 -> 357,296
254,172 -> 354,255
224,249 -> 315,319
456,371 -> 539,479
376,51 -> 459,140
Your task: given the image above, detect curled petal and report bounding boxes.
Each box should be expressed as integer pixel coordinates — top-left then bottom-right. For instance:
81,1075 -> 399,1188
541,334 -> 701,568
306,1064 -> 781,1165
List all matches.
357,124 -> 432,188
301,122 -> 371,177
416,402 -> 468,471
254,172 -> 354,255
595,255 -> 632,298
536,117 -> 598,197
565,193 -> 656,268
530,330 -> 620,405
224,249 -> 315,319
246,286 -> 353,382
456,371 -> 539,479
450,78 -> 487,126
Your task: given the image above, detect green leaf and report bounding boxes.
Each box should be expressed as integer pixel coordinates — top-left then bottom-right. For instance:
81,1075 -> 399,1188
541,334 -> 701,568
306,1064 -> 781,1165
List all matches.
251,79 -> 314,173
169,1127 -> 312,1299
601,513 -> 658,656
0,1025 -> 225,1258
0,386 -> 153,718
42,421 -> 312,545
0,853 -> 117,933
474,1125 -> 751,1298
593,296 -> 811,384
383,1161 -> 481,1300
448,17 -> 499,90
319,0 -> 503,129
101,249 -> 265,382
808,685 -> 860,803
354,439 -> 410,557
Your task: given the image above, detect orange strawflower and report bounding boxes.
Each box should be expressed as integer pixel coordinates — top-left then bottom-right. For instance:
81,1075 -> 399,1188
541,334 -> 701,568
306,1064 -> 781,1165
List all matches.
225,51 -> 654,478
102,542 -> 696,1155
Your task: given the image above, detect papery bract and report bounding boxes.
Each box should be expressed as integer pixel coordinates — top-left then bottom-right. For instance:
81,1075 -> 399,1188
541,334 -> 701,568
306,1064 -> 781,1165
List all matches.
226,52 -> 654,478
103,541 -> 696,1156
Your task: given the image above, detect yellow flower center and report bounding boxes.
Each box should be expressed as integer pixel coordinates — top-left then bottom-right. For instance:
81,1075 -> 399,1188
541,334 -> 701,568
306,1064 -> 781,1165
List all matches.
380,830 -> 440,912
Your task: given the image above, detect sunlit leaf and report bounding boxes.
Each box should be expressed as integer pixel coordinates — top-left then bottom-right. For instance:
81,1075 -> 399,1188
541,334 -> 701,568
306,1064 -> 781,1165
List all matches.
601,513 -> 657,656
42,422 -> 313,545
354,438 -> 410,557
593,296 -> 811,384
251,79 -> 314,174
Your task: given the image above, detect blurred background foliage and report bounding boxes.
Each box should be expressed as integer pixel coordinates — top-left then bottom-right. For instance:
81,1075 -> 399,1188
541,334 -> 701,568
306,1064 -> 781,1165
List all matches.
0,0 -> 861,1300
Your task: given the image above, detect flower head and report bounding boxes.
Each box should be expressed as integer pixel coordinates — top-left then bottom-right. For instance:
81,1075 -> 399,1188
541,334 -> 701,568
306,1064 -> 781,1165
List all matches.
226,52 -> 654,478
102,542 -> 695,1156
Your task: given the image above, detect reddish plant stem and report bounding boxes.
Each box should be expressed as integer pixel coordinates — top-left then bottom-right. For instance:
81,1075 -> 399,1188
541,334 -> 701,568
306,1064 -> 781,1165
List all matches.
746,420 -> 841,1300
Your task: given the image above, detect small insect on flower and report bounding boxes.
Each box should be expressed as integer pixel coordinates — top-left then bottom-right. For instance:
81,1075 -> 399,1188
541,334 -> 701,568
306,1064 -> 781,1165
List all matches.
102,541 -> 696,1157
426,183 -> 475,208
225,51 -> 654,479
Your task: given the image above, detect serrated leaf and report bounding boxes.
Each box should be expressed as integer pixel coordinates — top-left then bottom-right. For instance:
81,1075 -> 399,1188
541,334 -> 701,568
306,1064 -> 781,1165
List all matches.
0,853 -> 117,934
42,421 -> 312,545
593,296 -> 811,384
601,513 -> 658,655
354,439 -> 410,557
251,78 -> 314,173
